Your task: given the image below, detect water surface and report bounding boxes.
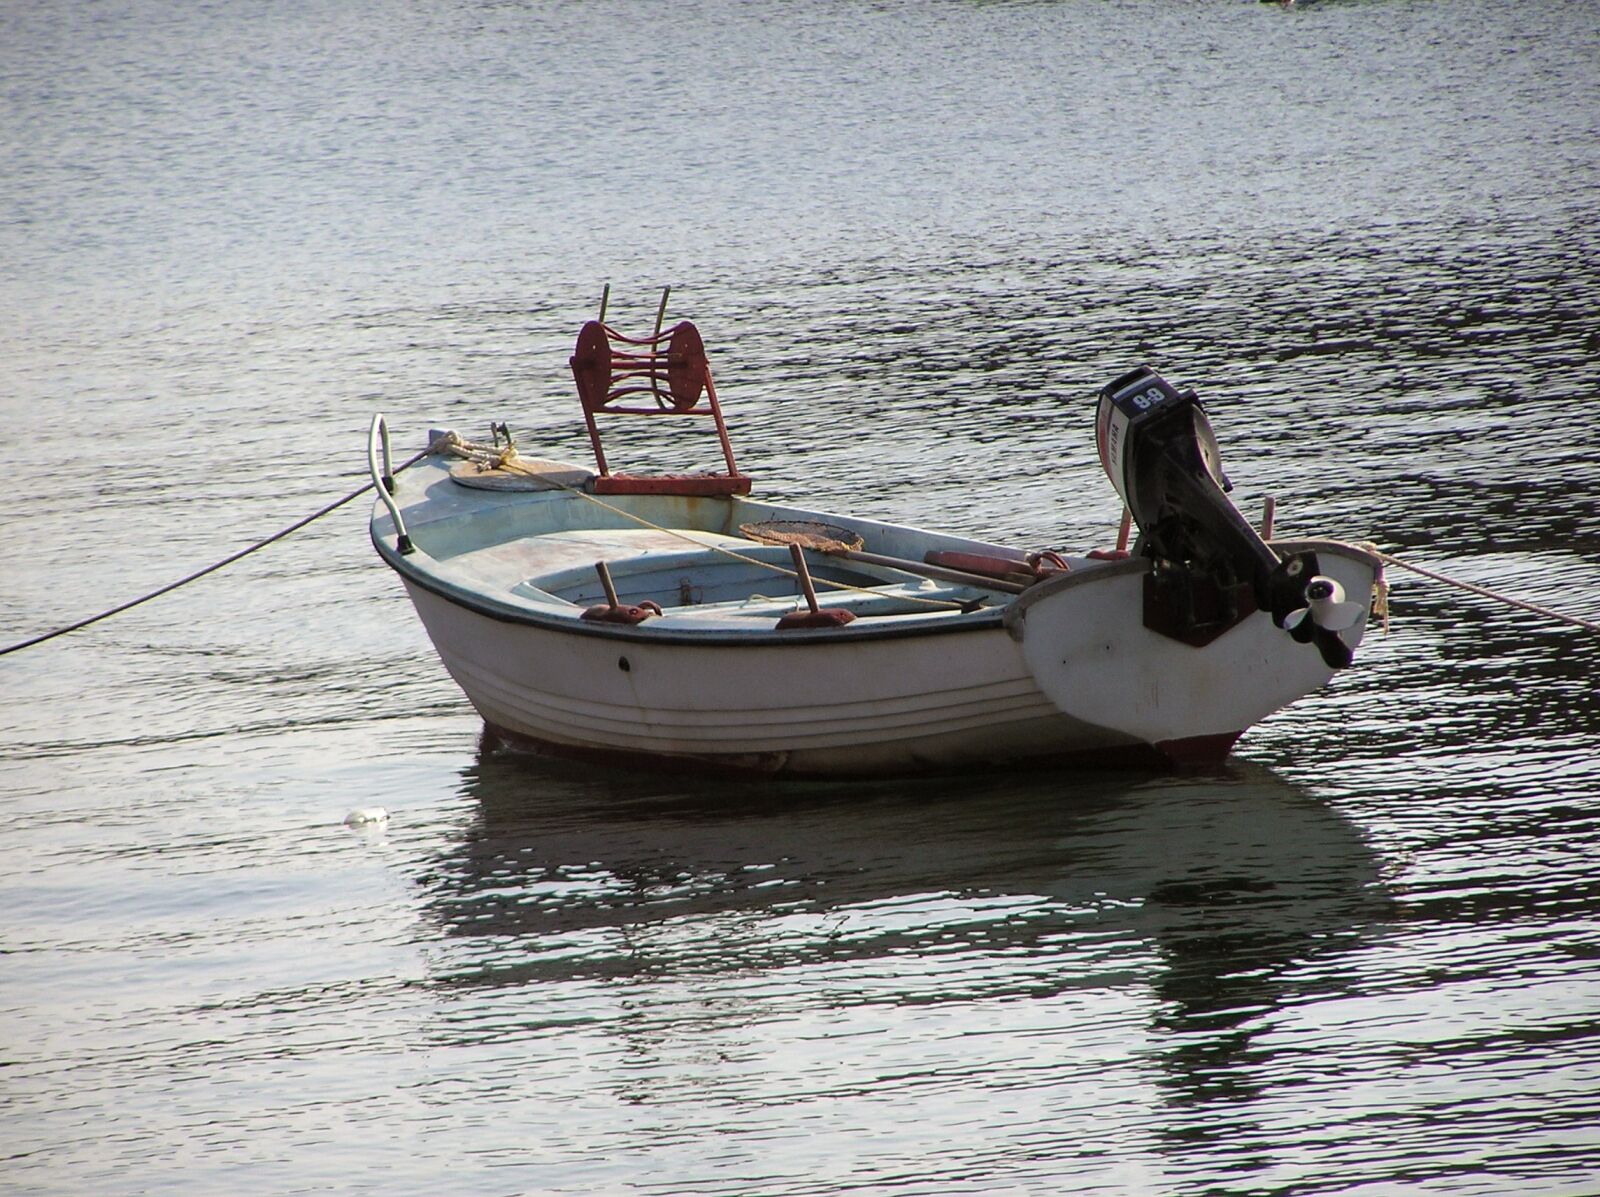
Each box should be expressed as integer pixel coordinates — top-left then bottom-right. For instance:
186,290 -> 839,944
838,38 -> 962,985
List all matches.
3,2 -> 1599,1193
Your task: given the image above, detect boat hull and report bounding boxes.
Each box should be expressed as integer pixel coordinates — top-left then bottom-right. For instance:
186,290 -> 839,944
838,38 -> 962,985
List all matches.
402,578 -> 1153,776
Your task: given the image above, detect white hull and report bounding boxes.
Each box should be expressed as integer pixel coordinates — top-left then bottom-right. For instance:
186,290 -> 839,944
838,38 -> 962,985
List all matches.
403,577 -> 1122,775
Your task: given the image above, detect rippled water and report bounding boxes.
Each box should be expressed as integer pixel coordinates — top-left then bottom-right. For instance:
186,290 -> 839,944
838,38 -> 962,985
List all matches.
4,1 -> 1599,1193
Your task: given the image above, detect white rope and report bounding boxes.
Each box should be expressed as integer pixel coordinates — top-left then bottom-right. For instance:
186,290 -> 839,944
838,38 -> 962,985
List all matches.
1368,546 -> 1600,634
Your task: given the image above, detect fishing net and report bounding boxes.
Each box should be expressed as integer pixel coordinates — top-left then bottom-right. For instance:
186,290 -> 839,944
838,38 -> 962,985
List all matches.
739,520 -> 865,553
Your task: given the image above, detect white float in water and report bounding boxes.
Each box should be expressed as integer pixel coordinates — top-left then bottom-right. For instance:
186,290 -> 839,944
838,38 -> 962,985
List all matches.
344,807 -> 389,827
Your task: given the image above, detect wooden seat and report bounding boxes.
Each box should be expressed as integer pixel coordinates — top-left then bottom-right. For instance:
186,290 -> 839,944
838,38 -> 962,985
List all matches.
570,292 -> 751,497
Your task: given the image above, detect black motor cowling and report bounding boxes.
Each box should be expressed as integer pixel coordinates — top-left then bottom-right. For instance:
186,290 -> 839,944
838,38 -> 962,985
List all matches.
1094,366 -> 1351,667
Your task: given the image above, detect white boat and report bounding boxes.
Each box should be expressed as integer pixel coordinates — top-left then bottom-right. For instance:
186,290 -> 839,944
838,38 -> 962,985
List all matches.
368,296 -> 1379,776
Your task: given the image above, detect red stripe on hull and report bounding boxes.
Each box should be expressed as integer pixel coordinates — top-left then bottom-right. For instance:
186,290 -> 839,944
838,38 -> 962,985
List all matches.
1153,731 -> 1243,767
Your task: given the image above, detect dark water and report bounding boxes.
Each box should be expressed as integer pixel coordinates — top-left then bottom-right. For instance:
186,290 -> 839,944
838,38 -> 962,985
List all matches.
4,2 -> 1599,1193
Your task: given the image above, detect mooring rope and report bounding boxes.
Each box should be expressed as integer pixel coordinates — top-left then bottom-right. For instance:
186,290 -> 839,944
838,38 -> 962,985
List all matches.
0,445 -> 436,658
21,431 -> 1585,659
457,441 -> 1600,633
1367,546 -> 1600,634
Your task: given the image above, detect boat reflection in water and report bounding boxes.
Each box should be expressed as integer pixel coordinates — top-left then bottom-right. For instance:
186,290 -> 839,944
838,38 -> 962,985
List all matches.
413,746 -> 1389,1118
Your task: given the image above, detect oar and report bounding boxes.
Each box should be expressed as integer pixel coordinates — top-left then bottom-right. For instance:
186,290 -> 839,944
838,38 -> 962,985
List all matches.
823,547 -> 1029,595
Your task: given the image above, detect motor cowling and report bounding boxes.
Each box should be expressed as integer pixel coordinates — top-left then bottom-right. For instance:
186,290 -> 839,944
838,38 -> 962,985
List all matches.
1095,366 -> 1352,667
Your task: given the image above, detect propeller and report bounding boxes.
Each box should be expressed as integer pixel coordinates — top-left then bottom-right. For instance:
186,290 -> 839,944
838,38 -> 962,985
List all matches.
1283,576 -> 1364,635
1280,575 -> 1363,669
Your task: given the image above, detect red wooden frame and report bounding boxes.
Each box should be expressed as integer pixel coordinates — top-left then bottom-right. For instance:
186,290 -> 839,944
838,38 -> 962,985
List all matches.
569,312 -> 751,496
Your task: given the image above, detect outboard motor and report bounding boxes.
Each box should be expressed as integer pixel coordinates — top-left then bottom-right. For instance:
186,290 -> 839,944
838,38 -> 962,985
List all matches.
1095,366 -> 1353,668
